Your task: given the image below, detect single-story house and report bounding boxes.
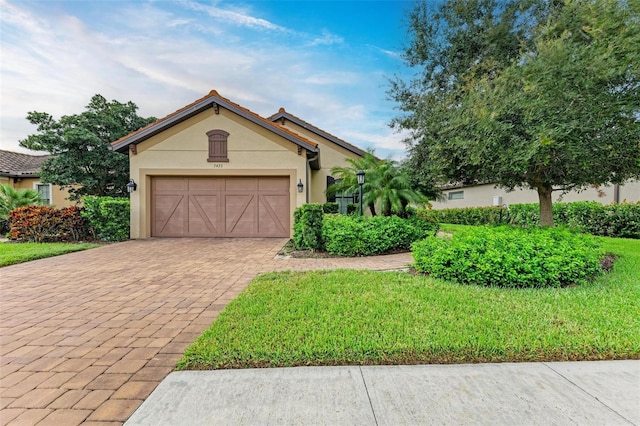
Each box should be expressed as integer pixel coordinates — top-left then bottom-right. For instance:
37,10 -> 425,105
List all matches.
0,149 -> 74,207
432,180 -> 640,210
111,90 -> 366,239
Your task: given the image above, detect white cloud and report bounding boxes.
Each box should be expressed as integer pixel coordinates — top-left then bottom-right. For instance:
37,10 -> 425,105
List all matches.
0,0 -> 407,159
308,29 -> 344,46
180,0 -> 289,32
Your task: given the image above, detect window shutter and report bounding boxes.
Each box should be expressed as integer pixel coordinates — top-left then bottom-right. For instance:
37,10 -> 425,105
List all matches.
207,130 -> 230,162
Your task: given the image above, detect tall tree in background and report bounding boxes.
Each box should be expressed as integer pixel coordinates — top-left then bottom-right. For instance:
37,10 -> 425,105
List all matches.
390,0 -> 640,226
20,95 -> 155,200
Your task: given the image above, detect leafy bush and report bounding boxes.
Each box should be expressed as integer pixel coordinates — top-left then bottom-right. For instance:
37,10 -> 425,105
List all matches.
322,202 -> 339,214
293,204 -> 324,251
419,206 -> 509,226
82,196 -> 130,241
508,201 -> 640,239
323,214 -> 438,257
8,205 -> 89,242
412,226 -> 604,288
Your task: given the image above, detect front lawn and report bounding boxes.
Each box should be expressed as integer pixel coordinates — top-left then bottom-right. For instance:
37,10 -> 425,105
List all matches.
178,233 -> 640,369
0,242 -> 101,267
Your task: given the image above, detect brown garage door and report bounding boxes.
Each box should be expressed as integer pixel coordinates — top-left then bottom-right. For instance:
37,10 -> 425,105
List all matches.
152,177 -> 290,237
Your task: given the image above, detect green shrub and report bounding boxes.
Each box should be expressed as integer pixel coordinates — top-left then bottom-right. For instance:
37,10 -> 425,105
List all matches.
293,204 -> 324,251
508,201 -> 640,239
323,214 -> 438,257
419,206 -> 508,226
322,202 -> 339,214
412,226 -> 604,288
82,196 -> 130,241
8,205 -> 89,242
346,203 -> 358,215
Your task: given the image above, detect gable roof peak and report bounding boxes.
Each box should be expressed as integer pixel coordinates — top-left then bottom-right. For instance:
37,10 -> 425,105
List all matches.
110,90 -> 319,153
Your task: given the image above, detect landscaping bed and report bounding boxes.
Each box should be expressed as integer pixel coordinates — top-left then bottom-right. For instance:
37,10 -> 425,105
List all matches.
178,232 -> 640,370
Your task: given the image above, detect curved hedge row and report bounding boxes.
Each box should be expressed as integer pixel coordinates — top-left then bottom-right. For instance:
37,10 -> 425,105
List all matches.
412,226 -> 605,288
323,215 -> 438,257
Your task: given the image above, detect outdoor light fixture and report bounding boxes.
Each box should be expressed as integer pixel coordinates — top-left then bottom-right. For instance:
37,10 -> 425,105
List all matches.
126,179 -> 137,193
356,169 -> 365,216
297,179 -> 304,193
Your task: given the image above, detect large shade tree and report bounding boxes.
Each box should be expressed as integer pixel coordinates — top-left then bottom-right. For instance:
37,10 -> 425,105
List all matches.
19,95 -> 156,200
390,0 -> 640,226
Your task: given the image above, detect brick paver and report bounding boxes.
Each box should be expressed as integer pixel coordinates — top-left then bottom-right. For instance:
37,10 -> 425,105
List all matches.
0,238 -> 411,425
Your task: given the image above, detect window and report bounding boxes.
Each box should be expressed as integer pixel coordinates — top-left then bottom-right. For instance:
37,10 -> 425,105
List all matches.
35,183 -> 52,205
448,190 -> 464,200
327,176 -> 356,214
207,129 -> 229,162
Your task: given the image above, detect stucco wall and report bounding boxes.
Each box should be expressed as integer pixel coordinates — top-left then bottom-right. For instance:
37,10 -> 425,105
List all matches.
129,108 -> 309,238
279,120 -> 362,204
0,176 -> 75,208
432,181 -> 640,209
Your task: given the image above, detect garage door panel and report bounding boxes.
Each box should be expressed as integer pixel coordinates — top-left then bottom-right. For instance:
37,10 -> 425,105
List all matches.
189,178 -> 223,191
225,194 -> 256,236
152,177 -> 289,237
155,177 -> 188,191
258,195 -> 289,236
225,177 -> 258,191
259,177 -> 289,191
189,195 -> 220,235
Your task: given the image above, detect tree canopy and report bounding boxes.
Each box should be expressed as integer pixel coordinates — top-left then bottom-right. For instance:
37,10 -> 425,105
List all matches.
19,95 -> 155,200
390,0 -> 640,226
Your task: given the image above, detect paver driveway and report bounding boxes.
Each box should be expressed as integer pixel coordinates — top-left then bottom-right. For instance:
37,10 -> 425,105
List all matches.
0,238 -> 411,425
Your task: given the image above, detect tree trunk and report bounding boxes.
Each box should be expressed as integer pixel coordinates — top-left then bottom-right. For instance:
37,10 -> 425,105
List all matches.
368,203 -> 377,216
537,185 -> 554,227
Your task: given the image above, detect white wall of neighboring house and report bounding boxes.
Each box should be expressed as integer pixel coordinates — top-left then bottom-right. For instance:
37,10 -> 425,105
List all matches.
431,180 -> 640,210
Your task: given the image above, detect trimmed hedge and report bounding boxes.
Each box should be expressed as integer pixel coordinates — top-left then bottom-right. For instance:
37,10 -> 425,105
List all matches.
412,226 -> 604,288
421,201 -> 640,239
293,204 -> 324,251
508,202 -> 640,238
8,205 -> 89,242
323,214 -> 439,257
420,206 -> 508,226
82,196 -> 130,241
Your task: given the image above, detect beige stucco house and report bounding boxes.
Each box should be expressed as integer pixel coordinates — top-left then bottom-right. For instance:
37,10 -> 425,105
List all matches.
0,150 -> 74,208
111,90 -> 365,239
433,181 -> 640,210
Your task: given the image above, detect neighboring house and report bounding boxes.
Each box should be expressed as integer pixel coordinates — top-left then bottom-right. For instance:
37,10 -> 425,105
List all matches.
433,181 -> 640,210
111,90 -> 366,239
0,149 -> 74,207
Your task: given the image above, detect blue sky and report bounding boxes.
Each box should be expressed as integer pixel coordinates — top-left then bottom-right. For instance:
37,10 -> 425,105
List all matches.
0,0 -> 419,159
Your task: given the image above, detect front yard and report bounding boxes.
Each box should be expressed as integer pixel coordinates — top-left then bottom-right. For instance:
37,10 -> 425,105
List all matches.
0,242 -> 100,267
178,232 -> 640,369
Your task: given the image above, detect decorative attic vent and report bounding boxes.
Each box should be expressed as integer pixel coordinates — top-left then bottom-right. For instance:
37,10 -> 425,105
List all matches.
206,129 -> 229,162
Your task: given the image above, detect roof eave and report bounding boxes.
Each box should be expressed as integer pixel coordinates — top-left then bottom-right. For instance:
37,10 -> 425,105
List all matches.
111,95 -> 319,154
269,111 -> 365,157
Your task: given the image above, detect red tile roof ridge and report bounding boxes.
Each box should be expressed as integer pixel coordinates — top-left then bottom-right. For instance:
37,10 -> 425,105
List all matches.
111,90 -> 318,149
269,108 -> 364,155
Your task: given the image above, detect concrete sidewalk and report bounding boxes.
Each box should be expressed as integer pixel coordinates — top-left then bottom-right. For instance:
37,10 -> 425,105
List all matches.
125,360 -> 639,425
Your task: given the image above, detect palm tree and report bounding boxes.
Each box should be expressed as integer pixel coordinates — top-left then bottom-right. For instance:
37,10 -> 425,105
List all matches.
0,184 -> 45,220
326,152 -> 426,216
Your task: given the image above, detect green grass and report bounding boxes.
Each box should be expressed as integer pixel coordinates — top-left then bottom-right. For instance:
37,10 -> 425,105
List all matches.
0,242 -> 101,267
178,233 -> 640,369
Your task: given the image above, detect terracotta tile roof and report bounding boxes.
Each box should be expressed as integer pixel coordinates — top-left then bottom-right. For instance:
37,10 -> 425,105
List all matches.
111,90 -> 319,152
0,150 -> 54,177
268,108 -> 365,157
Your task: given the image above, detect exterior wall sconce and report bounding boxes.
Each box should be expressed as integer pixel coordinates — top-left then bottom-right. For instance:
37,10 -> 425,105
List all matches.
356,169 -> 365,216
297,179 -> 304,193
126,179 -> 137,193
